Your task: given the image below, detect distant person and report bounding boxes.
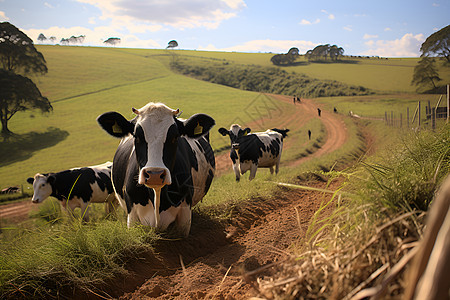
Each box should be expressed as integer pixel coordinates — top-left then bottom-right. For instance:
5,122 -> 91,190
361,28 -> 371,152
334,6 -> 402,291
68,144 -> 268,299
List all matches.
293,96 -> 296,104
297,96 -> 301,103
333,107 -> 337,113
317,108 -> 321,117
308,130 -> 311,140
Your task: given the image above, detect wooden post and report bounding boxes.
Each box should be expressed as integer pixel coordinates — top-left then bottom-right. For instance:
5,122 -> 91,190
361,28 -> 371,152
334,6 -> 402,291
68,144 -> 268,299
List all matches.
418,101 -> 421,129
391,111 -> 394,127
385,111 -> 388,125
432,107 -> 436,130
407,107 -> 410,128
400,113 -> 402,128
447,85 -> 449,123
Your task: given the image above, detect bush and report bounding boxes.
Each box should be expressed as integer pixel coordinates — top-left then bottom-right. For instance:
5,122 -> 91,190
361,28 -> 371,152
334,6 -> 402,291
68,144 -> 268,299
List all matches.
171,58 -> 374,98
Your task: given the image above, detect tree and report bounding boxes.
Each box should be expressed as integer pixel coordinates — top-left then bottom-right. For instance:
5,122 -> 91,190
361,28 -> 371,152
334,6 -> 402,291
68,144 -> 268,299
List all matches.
0,22 -> 51,136
0,70 -> 52,135
167,40 -> 178,49
411,57 -> 442,92
37,33 -> 47,43
270,47 -> 300,66
420,25 -> 450,62
104,37 -> 121,46
0,22 -> 48,75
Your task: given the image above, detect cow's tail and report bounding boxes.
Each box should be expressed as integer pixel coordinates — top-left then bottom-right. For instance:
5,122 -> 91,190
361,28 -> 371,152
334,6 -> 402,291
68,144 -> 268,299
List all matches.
271,128 -> 290,138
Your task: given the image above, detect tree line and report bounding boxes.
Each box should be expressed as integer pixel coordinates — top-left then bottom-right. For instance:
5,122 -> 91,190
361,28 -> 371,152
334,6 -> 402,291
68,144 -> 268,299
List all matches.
271,44 -> 345,66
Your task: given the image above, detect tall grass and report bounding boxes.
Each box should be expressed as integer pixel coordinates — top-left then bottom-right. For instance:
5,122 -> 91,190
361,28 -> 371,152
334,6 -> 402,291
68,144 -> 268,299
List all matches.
0,219 -> 157,299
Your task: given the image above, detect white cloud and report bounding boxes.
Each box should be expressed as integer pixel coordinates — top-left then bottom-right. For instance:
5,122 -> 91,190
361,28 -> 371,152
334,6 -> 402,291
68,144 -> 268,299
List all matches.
44,2 -> 54,9
76,0 -> 246,31
321,9 -> 335,20
199,39 -> 317,54
343,25 -> 352,31
23,26 -> 161,48
384,27 -> 392,31
363,34 -> 378,39
432,3 -> 439,7
361,33 -> 425,57
0,11 -> 9,21
299,18 -> 320,25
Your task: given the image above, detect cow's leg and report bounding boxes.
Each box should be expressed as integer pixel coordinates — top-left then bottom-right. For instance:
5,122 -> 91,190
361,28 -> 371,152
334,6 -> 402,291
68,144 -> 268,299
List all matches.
175,201 -> 192,238
127,207 -> 139,227
275,159 -> 280,174
270,166 -> 274,174
249,164 -> 258,181
233,163 -> 241,182
105,194 -> 118,218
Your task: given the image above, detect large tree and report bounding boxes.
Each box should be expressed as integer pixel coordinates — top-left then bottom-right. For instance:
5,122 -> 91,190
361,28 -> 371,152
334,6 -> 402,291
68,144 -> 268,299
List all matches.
0,70 -> 52,135
0,22 -> 48,75
420,24 -> 450,62
0,22 -> 51,136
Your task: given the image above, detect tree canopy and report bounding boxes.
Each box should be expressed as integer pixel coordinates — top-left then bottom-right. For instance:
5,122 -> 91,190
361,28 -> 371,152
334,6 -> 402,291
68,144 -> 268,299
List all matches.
0,22 -> 48,75
104,37 -> 121,46
0,70 -> 52,135
270,47 -> 300,66
420,24 -> 450,62
167,40 -> 178,49
305,44 -> 344,61
411,57 -> 441,92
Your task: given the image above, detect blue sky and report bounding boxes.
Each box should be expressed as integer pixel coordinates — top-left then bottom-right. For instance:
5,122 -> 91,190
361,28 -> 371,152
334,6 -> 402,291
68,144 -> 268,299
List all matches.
0,0 -> 448,57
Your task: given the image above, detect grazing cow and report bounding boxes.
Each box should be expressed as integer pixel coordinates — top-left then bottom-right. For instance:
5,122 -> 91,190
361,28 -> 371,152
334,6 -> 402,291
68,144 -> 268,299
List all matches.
97,102 -> 215,237
27,162 -> 117,221
218,124 -> 289,181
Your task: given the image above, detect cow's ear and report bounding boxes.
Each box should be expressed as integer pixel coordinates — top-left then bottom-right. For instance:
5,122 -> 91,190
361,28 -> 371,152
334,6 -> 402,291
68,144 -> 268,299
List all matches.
182,113 -> 215,138
97,112 -> 135,138
27,177 -> 34,184
47,175 -> 56,184
244,128 -> 251,135
218,127 -> 229,136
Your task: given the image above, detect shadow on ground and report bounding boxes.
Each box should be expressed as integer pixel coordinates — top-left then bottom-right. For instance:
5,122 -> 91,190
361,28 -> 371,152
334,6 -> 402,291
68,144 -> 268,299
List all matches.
0,127 -> 69,167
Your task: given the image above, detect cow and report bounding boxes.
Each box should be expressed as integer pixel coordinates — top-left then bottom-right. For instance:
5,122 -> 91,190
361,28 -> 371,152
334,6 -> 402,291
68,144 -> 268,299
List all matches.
96,102 -> 215,237
26,161 -> 117,221
218,124 -> 289,181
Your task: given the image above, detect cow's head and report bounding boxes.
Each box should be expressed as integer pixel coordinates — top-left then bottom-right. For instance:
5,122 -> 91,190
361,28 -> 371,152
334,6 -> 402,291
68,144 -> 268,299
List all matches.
218,124 -> 251,150
97,102 -> 215,189
27,173 -> 55,203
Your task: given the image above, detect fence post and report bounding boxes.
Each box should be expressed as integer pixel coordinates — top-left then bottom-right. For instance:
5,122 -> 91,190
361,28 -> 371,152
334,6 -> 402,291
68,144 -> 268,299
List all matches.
418,101 -> 421,129
385,111 -> 388,125
400,113 -> 402,128
407,107 -> 410,128
447,85 -> 449,123
432,107 -> 436,130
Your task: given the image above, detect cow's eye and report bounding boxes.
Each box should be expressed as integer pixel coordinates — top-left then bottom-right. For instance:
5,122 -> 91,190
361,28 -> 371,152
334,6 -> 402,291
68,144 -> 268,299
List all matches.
41,184 -> 45,187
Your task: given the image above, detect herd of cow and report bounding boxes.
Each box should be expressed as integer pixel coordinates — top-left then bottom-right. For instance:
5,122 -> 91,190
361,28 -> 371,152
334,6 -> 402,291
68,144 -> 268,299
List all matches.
26,102 -> 289,237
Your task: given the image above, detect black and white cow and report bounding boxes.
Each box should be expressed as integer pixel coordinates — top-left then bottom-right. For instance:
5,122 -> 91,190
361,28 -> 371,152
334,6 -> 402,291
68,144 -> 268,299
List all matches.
219,124 -> 289,181
97,102 -> 215,237
27,162 -> 117,221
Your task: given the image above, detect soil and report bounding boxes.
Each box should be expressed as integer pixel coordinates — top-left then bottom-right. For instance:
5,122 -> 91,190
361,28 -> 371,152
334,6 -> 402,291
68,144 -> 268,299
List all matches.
0,95 -> 354,299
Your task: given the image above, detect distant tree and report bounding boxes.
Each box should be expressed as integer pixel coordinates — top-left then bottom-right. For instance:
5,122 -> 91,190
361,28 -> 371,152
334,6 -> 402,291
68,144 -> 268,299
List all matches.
167,40 -> 178,49
411,57 -> 442,92
37,33 -> 47,43
49,36 -> 57,43
60,35 -> 85,45
305,44 -> 345,62
104,37 -> 121,46
0,22 -> 48,75
0,22 -> 51,136
420,25 -> 450,62
270,47 -> 300,66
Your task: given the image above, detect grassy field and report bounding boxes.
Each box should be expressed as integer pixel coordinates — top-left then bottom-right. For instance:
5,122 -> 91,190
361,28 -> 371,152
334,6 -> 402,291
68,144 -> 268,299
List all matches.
2,45 -> 448,298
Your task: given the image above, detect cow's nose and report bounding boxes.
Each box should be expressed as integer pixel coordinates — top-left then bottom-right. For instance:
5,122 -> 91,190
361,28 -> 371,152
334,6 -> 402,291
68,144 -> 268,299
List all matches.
143,168 -> 169,188
232,143 -> 240,150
